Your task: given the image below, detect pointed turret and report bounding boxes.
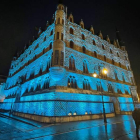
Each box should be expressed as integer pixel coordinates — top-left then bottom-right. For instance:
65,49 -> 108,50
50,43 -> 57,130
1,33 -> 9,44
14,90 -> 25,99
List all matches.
90,25 -> 94,34
106,35 -> 110,43
98,31 -> 103,39
80,19 -> 84,29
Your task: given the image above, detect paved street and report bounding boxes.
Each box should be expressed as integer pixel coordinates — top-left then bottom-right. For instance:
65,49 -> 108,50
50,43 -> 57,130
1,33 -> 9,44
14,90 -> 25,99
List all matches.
0,113 -> 139,140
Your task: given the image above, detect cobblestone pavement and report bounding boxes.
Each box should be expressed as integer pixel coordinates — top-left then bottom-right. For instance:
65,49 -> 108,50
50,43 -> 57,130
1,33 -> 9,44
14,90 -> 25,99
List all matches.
0,114 -> 139,140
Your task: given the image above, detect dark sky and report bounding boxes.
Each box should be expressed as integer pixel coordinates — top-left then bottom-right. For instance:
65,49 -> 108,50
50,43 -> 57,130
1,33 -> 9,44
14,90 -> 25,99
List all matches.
0,0 -> 140,92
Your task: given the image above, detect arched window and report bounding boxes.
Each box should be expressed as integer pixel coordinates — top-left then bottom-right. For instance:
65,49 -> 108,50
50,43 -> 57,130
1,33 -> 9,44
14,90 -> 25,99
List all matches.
62,19 -> 64,25
50,30 -> 53,36
29,70 -> 34,79
102,44 -> 105,50
112,59 -> 115,65
122,73 -> 125,82
82,34 -> 85,40
57,32 -> 59,39
93,39 -> 96,45
70,41 -> 74,48
57,18 -> 60,24
70,28 -> 74,35
96,81 -> 103,92
108,83 -> 114,93
83,79 -> 90,90
68,76 -> 77,89
69,56 -> 75,71
94,51 -> 97,58
110,49 -> 113,54
104,55 -> 106,62
114,71 -> 118,81
125,56 -> 127,60
83,60 -> 88,74
43,77 -> 50,89
82,46 -> 86,53
119,62 -> 121,67
61,33 -> 64,40
49,42 -> 52,50
39,67 -> 43,75
45,58 -> 51,72
44,36 -> 46,41
117,52 -> 119,57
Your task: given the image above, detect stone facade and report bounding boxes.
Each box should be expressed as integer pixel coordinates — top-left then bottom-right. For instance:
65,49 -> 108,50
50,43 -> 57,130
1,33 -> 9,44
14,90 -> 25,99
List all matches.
0,3 -> 138,122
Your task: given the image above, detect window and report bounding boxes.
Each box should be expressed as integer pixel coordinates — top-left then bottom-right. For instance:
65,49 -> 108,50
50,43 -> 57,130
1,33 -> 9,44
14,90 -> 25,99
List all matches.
119,62 -> 121,67
44,36 -> 46,41
102,44 -> 105,50
94,51 -> 97,58
43,77 -> 50,89
60,51 -> 64,66
104,55 -> 106,62
57,18 -> 60,24
82,46 -> 86,53
117,89 -> 122,94
70,41 -> 74,48
114,71 -> 118,80
108,83 -> 114,93
62,19 -> 64,25
82,34 -> 85,40
83,79 -> 90,90
68,76 -> 77,88
117,52 -> 119,57
70,28 -> 74,35
122,73 -> 125,82
61,33 -> 64,40
57,32 -> 59,39
96,81 -> 103,92
93,39 -> 96,45
50,30 -> 53,36
112,59 -> 115,65
55,50 -> 59,65
39,67 -> 43,75
49,42 -> 52,50
34,44 -> 39,50
110,49 -> 113,54
69,56 -> 75,71
83,60 -> 88,74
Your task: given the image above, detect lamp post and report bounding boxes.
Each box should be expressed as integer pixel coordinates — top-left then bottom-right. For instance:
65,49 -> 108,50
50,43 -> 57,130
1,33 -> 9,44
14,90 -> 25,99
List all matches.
93,67 -> 108,124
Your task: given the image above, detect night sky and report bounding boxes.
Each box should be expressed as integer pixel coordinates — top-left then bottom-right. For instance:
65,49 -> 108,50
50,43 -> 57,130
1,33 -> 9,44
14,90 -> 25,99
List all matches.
1,0 -> 140,93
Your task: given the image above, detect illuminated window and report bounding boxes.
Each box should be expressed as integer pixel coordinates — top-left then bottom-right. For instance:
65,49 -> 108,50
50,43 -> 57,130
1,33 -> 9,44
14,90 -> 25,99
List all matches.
73,112 -> 77,115
68,76 -> 77,89
70,28 -> 74,35
108,83 -> 114,93
68,112 -> 72,116
69,56 -> 75,71
70,41 -> 74,48
85,112 -> 88,115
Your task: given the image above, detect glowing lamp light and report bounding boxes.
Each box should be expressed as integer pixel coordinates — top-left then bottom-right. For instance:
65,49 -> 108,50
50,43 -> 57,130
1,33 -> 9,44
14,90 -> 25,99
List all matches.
93,73 -> 97,78
103,68 -> 108,74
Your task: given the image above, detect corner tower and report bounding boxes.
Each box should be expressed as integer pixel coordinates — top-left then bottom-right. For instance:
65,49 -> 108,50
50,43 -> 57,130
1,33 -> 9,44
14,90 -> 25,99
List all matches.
50,2 -> 66,81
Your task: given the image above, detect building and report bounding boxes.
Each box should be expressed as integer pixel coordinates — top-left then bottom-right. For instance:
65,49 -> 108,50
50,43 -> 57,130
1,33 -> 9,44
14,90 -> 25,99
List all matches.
0,75 -> 6,102
0,2 -> 138,123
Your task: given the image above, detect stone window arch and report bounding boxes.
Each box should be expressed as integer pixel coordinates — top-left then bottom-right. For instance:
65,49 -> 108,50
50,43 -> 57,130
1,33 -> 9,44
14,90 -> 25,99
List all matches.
82,46 -> 86,53
83,79 -> 90,90
93,39 -> 96,45
82,34 -> 85,40
83,60 -> 88,74
69,56 -> 75,71
102,44 -> 105,50
104,55 -> 106,62
68,76 -> 77,88
70,28 -> 74,35
112,59 -> 115,65
70,41 -> 74,48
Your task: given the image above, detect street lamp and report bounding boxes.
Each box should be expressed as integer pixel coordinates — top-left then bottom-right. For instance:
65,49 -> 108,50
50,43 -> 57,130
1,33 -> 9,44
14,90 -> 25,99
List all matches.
93,67 -> 108,124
